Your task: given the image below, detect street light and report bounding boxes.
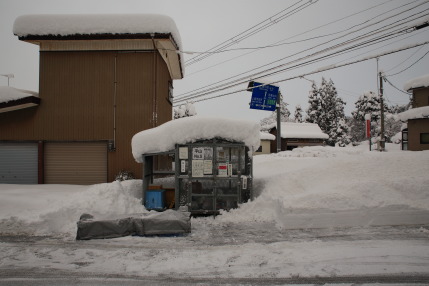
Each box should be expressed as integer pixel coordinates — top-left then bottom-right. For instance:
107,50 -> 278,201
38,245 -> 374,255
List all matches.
1,74 -> 14,86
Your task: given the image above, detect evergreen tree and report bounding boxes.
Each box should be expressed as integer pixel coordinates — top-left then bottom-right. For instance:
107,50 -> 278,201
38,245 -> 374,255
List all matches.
294,104 -> 303,123
305,81 -> 321,124
306,77 -> 347,146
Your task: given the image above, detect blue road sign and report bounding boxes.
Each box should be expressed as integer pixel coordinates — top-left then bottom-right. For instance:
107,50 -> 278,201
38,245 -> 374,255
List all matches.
249,82 -> 279,111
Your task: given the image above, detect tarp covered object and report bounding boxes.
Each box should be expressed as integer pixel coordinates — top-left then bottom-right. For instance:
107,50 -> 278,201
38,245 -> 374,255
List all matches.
76,210 -> 191,240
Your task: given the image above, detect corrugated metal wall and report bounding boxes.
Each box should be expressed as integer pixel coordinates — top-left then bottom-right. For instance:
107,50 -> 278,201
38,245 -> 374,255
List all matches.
0,143 -> 38,184
44,142 -> 107,185
0,50 -> 172,183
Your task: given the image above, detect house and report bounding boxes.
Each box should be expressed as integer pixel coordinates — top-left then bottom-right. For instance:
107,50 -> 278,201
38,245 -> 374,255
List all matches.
268,122 -> 328,152
398,74 -> 429,151
0,14 -> 183,184
254,132 -> 275,155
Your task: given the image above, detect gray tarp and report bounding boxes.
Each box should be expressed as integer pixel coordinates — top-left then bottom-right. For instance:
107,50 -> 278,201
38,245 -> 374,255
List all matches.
76,210 -> 191,240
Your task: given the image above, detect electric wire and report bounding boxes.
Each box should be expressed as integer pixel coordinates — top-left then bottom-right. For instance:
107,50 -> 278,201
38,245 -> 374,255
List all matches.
383,76 -> 413,95
186,40 -> 429,104
174,12 -> 429,104
181,0 -> 423,77
385,48 -> 429,76
174,28 -> 419,105
184,0 -> 317,66
175,3 -> 429,101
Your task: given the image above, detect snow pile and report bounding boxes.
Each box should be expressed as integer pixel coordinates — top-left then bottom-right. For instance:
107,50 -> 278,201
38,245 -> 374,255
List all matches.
403,73 -> 429,91
0,86 -> 36,103
0,180 -> 146,235
216,144 -> 429,224
397,106 -> 429,121
131,116 -> 261,162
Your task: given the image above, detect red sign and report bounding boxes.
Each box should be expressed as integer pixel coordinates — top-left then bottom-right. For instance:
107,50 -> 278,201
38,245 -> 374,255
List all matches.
366,120 -> 371,138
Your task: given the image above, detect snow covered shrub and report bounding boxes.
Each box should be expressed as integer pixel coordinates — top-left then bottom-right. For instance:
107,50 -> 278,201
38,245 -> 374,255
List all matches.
115,170 -> 135,181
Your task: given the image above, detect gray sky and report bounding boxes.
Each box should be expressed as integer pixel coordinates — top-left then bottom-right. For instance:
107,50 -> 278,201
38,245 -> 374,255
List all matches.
1,0 -> 429,122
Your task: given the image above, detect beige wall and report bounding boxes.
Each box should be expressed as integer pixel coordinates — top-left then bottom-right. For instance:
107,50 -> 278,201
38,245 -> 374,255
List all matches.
254,140 -> 272,155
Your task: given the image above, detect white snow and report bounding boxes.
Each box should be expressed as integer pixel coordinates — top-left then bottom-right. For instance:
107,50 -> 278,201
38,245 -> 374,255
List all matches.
279,122 -> 329,139
131,116 -> 261,162
1,143 -> 429,280
260,131 -> 275,140
397,106 -> 429,121
0,86 -> 36,103
13,14 -> 182,48
403,73 -> 429,91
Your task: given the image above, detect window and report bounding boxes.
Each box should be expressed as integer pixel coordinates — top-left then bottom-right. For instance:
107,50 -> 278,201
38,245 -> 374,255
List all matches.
256,146 -> 262,152
420,133 -> 429,144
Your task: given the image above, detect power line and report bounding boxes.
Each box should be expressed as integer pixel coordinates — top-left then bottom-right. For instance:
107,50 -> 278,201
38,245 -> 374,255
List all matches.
174,14 -> 429,104
175,3 -> 429,101
184,0 -> 317,66
182,0 -> 423,77
385,48 -> 429,76
184,40 -> 429,105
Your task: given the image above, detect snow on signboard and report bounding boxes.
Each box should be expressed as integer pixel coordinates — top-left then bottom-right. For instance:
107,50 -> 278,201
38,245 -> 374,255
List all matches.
131,116 -> 261,163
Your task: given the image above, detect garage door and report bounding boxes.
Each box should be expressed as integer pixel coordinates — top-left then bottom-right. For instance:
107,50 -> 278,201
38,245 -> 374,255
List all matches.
0,142 -> 38,184
44,142 -> 107,185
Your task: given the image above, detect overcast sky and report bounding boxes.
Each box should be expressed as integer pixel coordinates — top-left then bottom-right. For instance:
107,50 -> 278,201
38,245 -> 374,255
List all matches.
1,0 -> 428,122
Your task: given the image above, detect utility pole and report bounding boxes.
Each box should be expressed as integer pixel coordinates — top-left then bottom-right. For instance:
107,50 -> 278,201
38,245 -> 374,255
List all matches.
379,71 -> 385,151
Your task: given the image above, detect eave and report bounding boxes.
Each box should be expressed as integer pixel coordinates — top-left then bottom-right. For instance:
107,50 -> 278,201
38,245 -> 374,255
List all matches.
0,96 -> 41,113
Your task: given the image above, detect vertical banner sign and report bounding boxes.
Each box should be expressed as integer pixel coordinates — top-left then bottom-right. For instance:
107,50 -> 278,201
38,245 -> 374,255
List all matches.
365,114 -> 371,138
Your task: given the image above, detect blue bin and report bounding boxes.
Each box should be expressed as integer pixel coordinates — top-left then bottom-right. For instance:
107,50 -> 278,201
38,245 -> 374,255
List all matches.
145,190 -> 165,210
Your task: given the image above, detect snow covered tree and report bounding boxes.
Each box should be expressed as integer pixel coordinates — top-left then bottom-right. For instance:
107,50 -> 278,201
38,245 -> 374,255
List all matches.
174,102 -> 197,119
260,93 -> 291,131
333,118 -> 351,147
305,81 -> 321,124
294,104 -> 303,123
306,77 -> 348,146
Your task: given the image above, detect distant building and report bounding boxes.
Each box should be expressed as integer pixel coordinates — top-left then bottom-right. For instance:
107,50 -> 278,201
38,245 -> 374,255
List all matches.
267,122 -> 328,152
254,132 -> 276,155
0,14 -> 183,184
398,74 -> 429,151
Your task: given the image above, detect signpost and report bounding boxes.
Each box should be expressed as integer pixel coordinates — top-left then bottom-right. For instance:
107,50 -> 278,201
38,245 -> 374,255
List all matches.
365,114 -> 371,151
248,81 -> 281,153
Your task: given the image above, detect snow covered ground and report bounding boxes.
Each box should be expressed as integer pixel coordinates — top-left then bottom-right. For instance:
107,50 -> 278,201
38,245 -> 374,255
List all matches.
1,143 -> 429,285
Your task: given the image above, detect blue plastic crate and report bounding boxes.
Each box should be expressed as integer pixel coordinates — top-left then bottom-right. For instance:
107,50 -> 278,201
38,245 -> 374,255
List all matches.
145,190 -> 165,210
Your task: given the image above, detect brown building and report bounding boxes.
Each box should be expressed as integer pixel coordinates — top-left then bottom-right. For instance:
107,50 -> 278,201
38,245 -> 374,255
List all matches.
268,122 -> 328,152
0,14 -> 183,184
399,74 -> 429,151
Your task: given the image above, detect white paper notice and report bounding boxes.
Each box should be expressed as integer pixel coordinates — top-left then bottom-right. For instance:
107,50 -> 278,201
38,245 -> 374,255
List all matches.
179,147 -> 188,159
192,160 -> 204,177
204,160 -> 212,174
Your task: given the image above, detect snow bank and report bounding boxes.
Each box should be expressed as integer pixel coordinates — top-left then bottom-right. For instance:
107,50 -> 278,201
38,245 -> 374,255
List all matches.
397,106 -> 429,121
0,180 -> 146,235
216,144 -> 429,224
131,116 -> 261,162
403,73 -> 429,91
0,86 -> 36,103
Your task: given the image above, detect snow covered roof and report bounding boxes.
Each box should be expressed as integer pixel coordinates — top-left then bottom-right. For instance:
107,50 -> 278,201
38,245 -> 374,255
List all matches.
0,86 -> 36,103
132,116 -> 261,162
0,86 -> 40,113
272,122 -> 329,139
397,106 -> 429,122
13,14 -> 184,79
260,132 -> 275,140
403,74 -> 429,91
